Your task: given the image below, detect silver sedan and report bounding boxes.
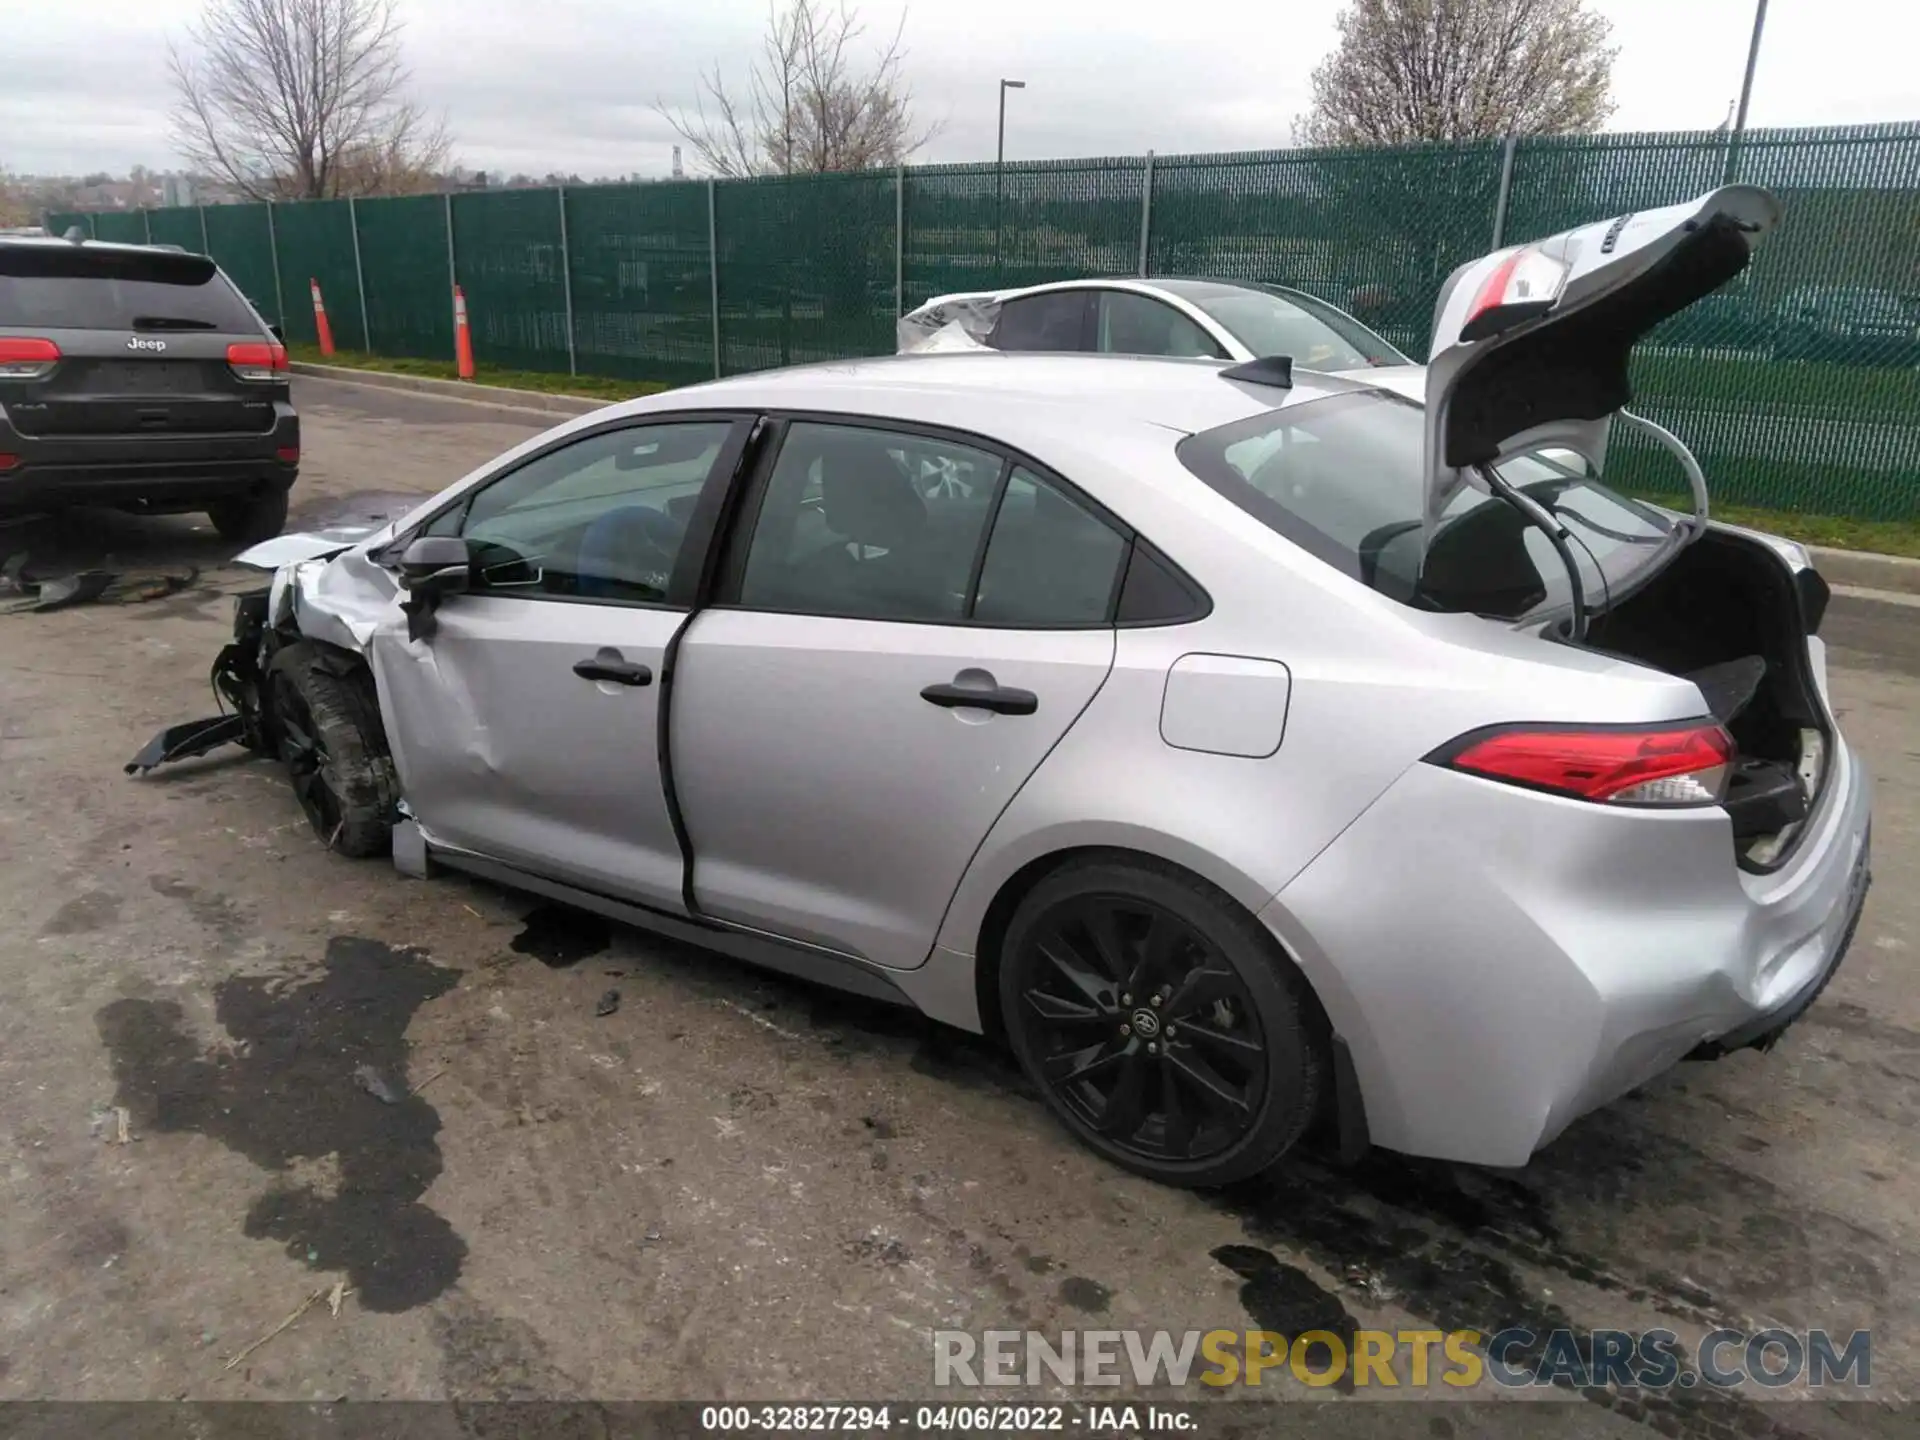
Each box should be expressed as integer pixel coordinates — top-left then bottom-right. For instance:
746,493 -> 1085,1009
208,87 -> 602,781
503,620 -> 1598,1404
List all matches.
898,276 -> 1408,371
134,186 -> 1872,1186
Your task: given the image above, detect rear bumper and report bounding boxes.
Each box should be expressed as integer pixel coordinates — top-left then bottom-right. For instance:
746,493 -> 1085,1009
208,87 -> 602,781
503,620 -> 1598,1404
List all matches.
1261,737 -> 1874,1167
0,405 -> 298,511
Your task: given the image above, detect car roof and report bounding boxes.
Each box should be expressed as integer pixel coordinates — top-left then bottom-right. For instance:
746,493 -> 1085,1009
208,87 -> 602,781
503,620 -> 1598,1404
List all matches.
1139,277 -> 1285,301
631,350 -> 1405,444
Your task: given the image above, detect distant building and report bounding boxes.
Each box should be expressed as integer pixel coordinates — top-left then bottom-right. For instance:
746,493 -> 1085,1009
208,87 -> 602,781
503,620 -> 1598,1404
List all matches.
162,173 -> 196,208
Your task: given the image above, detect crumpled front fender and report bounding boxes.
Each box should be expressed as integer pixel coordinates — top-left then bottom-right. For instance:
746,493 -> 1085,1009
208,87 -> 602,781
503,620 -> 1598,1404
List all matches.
237,524 -> 402,657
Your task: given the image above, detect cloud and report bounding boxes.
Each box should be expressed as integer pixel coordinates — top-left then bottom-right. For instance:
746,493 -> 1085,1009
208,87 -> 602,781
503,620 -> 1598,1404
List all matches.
6,0 -> 1918,178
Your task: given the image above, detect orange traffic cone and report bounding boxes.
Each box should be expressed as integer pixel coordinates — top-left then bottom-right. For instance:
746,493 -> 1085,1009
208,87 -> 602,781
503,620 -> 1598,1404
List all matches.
453,285 -> 475,380
310,278 -> 335,357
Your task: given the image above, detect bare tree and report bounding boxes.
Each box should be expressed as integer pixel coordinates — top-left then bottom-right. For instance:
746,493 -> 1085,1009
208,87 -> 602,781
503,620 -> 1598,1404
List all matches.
169,0 -> 451,200
657,1 -> 936,177
1300,0 -> 1616,147
0,166 -> 33,228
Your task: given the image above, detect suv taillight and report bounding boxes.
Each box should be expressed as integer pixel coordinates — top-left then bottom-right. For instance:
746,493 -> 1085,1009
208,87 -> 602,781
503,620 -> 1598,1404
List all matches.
0,337 -> 61,379
226,341 -> 288,381
1430,722 -> 1734,807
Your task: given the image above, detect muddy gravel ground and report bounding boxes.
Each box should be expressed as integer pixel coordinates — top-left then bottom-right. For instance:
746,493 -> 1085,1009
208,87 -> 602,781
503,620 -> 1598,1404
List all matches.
0,378 -> 1914,1436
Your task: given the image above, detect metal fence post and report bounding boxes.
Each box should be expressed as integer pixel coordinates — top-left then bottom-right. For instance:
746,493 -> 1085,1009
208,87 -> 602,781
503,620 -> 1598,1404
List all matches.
707,179 -> 721,380
1137,151 -> 1155,277
1490,135 -> 1518,250
444,192 -> 457,289
894,163 -> 905,318
557,186 -> 578,375
347,196 -> 370,352
142,210 -> 153,244
266,201 -> 286,330
198,204 -> 210,255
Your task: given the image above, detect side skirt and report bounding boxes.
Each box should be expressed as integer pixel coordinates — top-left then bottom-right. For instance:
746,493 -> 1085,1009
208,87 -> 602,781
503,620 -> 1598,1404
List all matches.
429,843 -> 920,1011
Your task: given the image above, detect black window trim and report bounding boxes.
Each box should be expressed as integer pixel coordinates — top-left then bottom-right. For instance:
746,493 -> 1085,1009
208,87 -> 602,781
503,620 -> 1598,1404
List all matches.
379,409 -> 760,614
708,408 -> 1210,631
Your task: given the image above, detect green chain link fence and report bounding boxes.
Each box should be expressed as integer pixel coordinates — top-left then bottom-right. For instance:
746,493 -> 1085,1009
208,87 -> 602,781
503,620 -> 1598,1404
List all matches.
46,121 -> 1920,521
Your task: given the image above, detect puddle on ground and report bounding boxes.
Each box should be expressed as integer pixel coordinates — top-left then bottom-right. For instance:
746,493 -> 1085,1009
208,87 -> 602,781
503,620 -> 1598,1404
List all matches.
510,903 -> 611,968
96,935 -> 465,1312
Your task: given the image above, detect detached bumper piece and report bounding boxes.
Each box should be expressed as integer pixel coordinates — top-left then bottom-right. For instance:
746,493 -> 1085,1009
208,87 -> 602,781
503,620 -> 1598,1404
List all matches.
124,589 -> 273,776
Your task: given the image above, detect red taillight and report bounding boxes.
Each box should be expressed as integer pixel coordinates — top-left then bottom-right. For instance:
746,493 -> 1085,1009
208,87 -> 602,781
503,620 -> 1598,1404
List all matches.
0,453 -> 20,472
0,337 -> 61,379
276,446 -> 300,464
1435,723 -> 1734,807
1462,246 -> 1570,340
227,341 -> 288,380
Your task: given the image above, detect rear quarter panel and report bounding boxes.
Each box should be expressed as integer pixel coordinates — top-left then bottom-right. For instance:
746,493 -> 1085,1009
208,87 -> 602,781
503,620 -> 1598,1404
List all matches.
933,436 -> 1716,962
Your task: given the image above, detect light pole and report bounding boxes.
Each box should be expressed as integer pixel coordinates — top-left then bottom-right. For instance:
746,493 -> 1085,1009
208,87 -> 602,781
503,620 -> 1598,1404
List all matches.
1724,0 -> 1769,183
997,78 -> 1025,168
995,79 -> 1025,274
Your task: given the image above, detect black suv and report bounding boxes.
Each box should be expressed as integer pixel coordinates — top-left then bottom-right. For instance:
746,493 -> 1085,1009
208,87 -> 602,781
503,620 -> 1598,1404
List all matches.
0,234 -> 298,543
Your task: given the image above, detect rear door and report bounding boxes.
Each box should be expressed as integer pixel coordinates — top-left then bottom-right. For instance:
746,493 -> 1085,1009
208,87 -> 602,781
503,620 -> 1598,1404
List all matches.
1421,184 -> 1782,544
0,244 -> 279,439
669,419 -> 1128,968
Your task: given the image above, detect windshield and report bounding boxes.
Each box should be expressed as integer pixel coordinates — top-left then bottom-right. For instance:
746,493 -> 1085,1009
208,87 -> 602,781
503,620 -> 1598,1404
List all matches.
1170,284 -> 1406,371
1177,391 -> 1676,618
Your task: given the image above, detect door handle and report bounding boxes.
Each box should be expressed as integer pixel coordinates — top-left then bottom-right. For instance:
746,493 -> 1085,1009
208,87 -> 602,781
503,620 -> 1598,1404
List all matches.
573,656 -> 653,686
920,681 -> 1038,716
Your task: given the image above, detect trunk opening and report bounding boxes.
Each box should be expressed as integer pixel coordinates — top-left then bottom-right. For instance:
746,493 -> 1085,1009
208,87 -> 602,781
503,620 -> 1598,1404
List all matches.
1575,528 -> 1831,872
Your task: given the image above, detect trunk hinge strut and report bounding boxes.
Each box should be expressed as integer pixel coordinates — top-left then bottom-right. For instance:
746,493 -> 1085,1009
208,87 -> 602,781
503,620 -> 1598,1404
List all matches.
1618,408 -> 1711,535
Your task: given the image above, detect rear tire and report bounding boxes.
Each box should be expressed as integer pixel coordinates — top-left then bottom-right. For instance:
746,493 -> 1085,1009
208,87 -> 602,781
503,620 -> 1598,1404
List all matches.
209,486 -> 290,546
265,642 -> 397,858
998,857 -> 1326,1188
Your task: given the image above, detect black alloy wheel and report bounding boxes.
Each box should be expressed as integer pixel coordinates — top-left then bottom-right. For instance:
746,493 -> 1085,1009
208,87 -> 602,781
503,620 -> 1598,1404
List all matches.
1001,858 -> 1325,1187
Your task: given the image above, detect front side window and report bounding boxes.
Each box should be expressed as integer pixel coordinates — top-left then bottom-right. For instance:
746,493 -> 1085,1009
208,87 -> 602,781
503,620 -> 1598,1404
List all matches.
1178,393 -> 1674,617
990,292 -> 1091,352
434,421 -> 729,603
1096,292 -> 1225,359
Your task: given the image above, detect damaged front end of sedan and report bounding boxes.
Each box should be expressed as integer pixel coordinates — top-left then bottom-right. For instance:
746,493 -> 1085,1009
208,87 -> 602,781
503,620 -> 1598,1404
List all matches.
124,521 -> 409,855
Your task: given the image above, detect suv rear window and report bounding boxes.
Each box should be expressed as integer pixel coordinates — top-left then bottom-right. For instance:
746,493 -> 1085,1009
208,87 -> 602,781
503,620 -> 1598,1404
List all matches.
0,246 -> 260,333
1177,390 -> 1676,618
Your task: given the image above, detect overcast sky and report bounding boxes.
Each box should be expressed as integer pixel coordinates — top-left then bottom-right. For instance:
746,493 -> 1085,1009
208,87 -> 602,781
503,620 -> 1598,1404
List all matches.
5,0 -> 1916,180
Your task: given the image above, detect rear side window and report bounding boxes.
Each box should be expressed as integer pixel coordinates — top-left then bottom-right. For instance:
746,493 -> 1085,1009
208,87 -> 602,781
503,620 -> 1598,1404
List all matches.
0,246 -> 259,332
1096,292 -> 1225,359
989,292 -> 1090,352
972,467 -> 1128,626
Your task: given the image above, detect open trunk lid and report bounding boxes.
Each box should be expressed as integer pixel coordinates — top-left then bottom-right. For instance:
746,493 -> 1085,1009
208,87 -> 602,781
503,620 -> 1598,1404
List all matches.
1421,186 -> 1782,548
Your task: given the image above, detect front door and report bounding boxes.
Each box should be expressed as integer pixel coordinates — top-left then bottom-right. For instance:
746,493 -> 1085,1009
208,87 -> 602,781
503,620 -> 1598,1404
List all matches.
670,420 -> 1130,968
369,417 -> 747,911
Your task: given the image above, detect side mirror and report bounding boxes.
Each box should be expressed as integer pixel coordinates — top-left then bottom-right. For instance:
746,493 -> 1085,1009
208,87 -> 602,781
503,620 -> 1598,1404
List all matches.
399,535 -> 472,593
397,535 -> 471,641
